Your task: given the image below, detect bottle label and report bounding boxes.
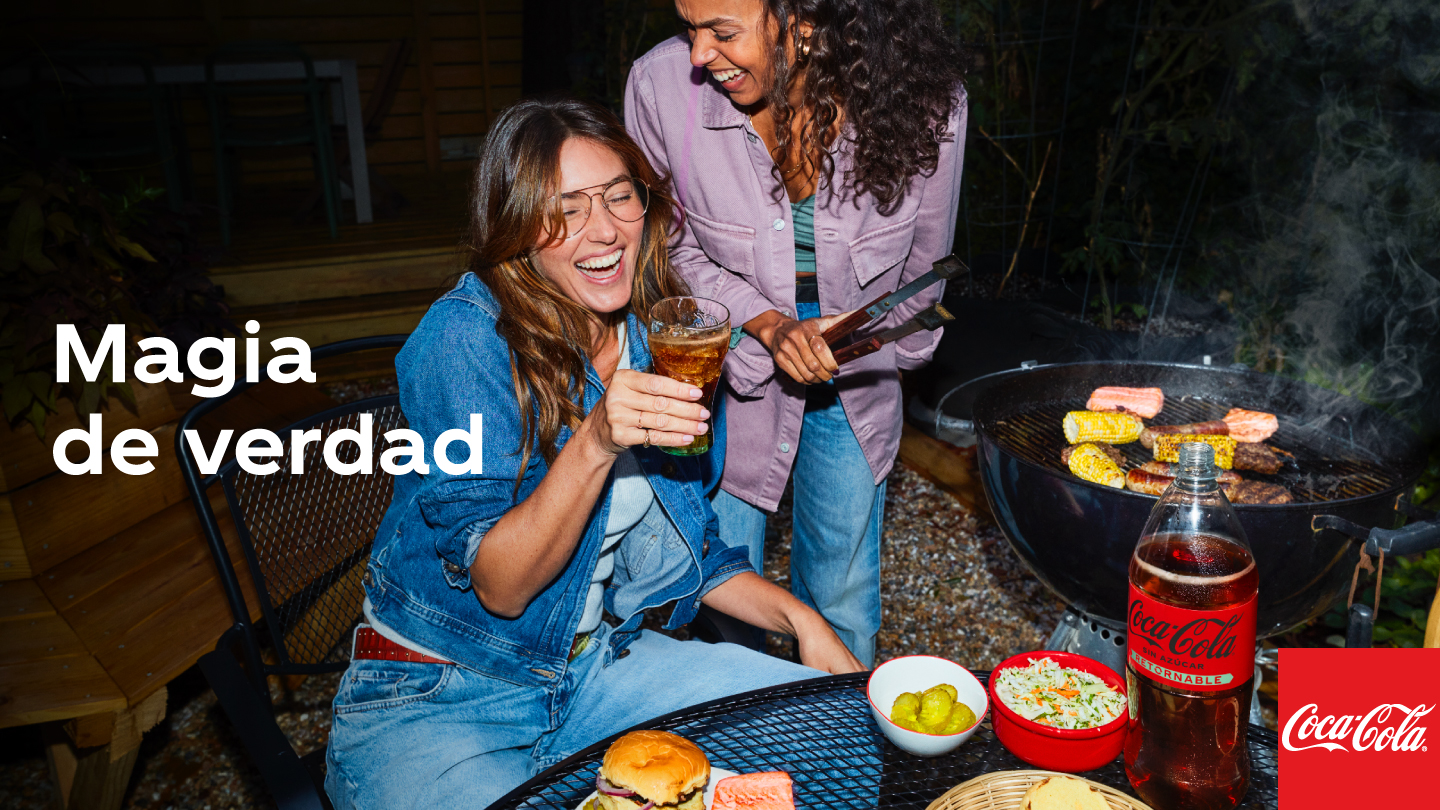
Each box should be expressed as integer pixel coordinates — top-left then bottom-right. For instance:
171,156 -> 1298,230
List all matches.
1126,583 -> 1257,692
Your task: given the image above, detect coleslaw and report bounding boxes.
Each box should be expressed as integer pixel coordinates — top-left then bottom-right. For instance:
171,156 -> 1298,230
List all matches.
993,657 -> 1125,730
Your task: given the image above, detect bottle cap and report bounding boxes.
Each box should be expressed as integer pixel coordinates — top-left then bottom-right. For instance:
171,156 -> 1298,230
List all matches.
1178,441 -> 1217,478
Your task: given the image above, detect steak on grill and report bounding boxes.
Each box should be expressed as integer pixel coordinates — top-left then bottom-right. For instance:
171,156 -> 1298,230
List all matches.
1227,479 -> 1293,505
1061,442 -> 1125,466
1234,443 -> 1283,474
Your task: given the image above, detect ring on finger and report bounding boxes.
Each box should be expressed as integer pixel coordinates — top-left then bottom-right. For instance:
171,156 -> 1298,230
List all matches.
636,412 -> 644,429
643,429 -> 652,449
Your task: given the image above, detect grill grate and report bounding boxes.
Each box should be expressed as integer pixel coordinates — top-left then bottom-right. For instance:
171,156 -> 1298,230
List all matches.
491,673 -> 1280,809
989,395 -> 1403,503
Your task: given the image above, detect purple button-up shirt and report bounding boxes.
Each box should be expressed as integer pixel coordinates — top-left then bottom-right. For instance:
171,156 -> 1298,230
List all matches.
625,37 -> 967,511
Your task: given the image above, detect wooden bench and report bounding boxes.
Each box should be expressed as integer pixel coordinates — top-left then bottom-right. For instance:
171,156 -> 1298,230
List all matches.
0,377 -> 338,809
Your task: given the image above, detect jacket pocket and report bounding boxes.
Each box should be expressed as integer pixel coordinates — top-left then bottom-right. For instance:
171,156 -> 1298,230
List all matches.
333,660 -> 452,715
687,210 -> 758,276
848,215 -> 917,289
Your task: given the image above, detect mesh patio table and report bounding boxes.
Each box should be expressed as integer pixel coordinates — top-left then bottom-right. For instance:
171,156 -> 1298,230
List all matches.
486,672 -> 1279,810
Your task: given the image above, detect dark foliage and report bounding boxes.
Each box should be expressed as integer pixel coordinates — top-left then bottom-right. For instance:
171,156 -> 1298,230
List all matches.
0,154 -> 231,438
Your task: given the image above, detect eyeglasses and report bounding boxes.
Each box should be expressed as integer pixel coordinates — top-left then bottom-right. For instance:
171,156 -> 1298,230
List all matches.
556,177 -> 649,239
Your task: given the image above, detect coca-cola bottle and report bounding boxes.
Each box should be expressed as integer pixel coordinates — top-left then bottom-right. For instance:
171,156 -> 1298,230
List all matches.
1124,442 -> 1258,810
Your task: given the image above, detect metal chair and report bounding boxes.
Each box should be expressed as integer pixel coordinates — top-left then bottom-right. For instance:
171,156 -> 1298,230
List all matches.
179,335 -> 409,810
205,40 -> 340,244
179,335 -> 773,808
19,45 -> 186,210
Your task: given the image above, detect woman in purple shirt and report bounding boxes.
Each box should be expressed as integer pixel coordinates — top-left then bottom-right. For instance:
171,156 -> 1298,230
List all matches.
625,0 -> 967,665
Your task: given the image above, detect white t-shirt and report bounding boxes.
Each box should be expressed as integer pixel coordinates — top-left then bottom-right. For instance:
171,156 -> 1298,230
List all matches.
577,324 -> 655,634
364,323 -> 653,654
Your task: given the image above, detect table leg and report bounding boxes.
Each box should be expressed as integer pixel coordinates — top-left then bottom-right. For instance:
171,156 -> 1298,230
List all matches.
339,60 -> 373,224
41,687 -> 167,810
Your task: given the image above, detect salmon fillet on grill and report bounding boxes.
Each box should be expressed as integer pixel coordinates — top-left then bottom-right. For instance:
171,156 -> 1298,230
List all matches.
1224,407 -> 1279,443
1086,386 -> 1165,418
712,772 -> 795,810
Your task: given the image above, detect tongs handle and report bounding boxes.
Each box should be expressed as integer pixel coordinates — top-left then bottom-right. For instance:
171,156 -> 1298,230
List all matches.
832,336 -> 883,366
820,290 -> 890,347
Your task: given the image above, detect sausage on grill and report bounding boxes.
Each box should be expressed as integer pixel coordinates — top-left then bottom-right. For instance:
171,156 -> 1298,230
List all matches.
1125,469 -> 1175,496
1139,461 -> 1242,484
1139,420 -> 1230,449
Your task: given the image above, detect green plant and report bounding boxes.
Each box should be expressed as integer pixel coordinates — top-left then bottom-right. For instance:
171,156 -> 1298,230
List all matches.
0,156 -> 229,439
570,0 -> 675,113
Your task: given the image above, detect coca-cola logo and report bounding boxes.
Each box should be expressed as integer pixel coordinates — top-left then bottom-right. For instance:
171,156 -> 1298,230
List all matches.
1127,597 -> 1243,660
1281,703 -> 1431,753
1279,649 -> 1440,807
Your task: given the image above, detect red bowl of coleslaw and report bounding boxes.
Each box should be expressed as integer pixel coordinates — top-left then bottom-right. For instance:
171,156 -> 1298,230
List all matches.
988,651 -> 1128,772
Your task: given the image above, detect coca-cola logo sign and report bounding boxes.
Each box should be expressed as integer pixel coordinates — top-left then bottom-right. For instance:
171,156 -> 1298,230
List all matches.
1128,597 -> 1246,660
1281,702 -> 1431,753
1125,584 -> 1255,691
1280,649 -> 1440,806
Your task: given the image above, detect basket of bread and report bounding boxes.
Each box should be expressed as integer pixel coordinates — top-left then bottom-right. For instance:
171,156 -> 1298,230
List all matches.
925,771 -> 1156,810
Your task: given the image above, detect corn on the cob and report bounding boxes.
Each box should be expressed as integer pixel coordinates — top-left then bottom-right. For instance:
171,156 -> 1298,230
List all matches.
1062,411 -> 1144,445
1087,386 -> 1165,419
1068,443 -> 1125,488
1152,433 -> 1237,469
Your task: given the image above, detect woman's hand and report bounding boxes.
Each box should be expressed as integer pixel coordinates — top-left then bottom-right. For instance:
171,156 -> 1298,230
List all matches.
588,369 -> 710,455
744,310 -> 853,384
701,572 -> 866,675
792,610 -> 867,675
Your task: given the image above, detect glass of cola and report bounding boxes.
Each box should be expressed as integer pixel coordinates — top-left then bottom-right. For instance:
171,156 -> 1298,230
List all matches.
647,297 -> 730,456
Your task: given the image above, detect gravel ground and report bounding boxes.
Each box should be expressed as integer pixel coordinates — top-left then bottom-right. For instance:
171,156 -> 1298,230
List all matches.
0,398 -> 1064,809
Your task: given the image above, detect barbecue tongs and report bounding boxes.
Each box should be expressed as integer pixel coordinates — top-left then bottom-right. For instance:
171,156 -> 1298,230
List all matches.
822,254 -> 966,365
832,302 -> 954,365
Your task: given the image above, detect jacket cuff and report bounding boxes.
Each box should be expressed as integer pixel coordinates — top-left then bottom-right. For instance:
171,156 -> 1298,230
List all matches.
437,514 -> 500,590
695,544 -> 753,604
723,334 -> 777,397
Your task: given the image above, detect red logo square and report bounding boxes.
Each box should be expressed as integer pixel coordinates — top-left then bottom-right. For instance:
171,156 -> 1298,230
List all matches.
1278,648 -> 1439,806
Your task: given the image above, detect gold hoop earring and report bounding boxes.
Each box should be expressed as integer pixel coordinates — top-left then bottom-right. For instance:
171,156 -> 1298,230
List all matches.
799,36 -> 812,59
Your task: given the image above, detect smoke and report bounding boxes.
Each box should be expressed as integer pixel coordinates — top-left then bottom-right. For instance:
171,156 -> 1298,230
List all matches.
1208,0 -> 1440,437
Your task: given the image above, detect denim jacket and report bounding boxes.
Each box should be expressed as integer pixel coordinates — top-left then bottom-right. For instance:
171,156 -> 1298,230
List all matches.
365,274 -> 750,690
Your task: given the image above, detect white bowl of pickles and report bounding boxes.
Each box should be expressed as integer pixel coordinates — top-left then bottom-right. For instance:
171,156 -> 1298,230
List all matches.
866,655 -> 989,757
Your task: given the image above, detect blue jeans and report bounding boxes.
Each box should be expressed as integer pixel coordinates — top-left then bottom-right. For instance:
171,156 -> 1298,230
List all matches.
711,336 -> 885,666
325,620 -> 820,809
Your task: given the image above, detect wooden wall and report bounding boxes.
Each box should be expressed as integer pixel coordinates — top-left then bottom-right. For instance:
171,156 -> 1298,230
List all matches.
4,0 -> 522,186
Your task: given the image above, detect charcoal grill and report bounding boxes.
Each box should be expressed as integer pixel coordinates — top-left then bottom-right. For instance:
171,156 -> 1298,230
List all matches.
966,361 -> 1431,638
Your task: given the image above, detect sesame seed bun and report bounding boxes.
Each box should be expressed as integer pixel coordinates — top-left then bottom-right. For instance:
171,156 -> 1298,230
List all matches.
599,731 -> 710,807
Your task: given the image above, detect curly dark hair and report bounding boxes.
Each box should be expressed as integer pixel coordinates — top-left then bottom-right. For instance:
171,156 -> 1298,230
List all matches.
762,0 -> 967,212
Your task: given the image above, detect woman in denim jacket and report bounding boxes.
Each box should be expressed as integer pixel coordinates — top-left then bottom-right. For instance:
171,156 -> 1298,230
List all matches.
626,0 -> 968,666
325,98 -> 862,810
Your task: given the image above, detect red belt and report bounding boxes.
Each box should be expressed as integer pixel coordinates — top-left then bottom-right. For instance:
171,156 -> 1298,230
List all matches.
353,627 -> 452,664
352,627 -> 591,664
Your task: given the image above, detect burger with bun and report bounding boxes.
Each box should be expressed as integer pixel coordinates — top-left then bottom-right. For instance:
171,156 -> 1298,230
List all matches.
594,730 -> 709,810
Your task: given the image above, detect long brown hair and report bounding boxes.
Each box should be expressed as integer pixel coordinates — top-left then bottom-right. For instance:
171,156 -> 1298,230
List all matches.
760,0 -> 966,213
465,97 -> 689,482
